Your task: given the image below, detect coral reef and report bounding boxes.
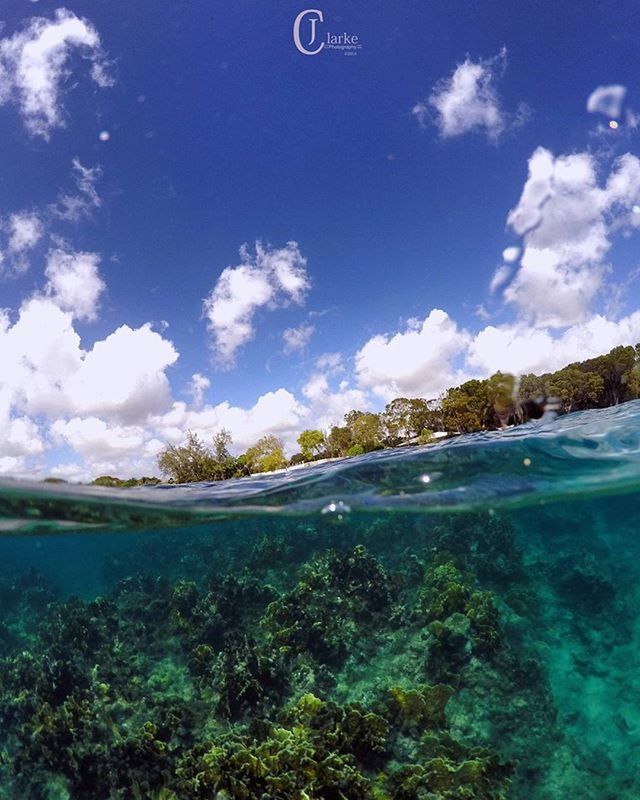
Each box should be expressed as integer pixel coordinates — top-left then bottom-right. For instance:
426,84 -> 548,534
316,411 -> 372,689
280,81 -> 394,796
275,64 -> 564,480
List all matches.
0,505 -> 632,799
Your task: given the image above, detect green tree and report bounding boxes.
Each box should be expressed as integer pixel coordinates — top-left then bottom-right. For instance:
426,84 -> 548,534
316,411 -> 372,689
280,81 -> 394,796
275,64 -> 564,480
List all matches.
440,380 -> 490,433
344,410 -> 383,451
581,345 -> 636,406
383,398 -> 432,444
326,425 -> 353,457
297,429 -> 326,461
92,475 -> 161,488
157,431 -> 218,483
548,366 -> 604,413
623,352 -> 640,399
518,373 -> 549,403
245,435 -> 288,473
213,428 -> 233,462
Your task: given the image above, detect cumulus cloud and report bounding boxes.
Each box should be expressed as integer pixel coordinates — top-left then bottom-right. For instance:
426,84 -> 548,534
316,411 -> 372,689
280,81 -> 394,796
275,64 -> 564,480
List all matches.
282,323 -> 314,354
0,390 -> 44,459
355,309 -> 470,400
302,371 -> 368,432
51,417 -> 145,458
0,297 -> 178,428
66,324 -> 179,423
0,294 -> 182,477
152,388 -> 309,455
0,7 -> 113,139
0,248 -> 315,476
415,48 -> 528,141
203,241 -> 310,367
47,426 -> 165,483
0,456 -> 34,480
44,247 -> 105,321
468,312 -> 640,377
504,147 -> 640,326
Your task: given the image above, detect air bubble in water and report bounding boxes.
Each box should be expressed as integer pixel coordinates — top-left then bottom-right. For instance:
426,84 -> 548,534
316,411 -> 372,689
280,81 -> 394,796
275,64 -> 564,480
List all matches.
321,500 -> 351,519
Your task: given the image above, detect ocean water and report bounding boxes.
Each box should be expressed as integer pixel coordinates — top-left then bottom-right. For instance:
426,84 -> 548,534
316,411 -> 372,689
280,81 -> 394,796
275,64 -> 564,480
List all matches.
1,403 -> 640,799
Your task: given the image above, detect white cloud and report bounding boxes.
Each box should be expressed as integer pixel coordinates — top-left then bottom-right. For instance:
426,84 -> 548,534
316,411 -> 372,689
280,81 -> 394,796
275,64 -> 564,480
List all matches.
152,388 -> 309,455
0,8 -> 112,139
416,48 -> 527,141
302,370 -> 368,432
0,297 -> 178,426
7,211 -> 43,253
203,241 -> 310,367
587,84 -> 626,119
489,264 -> 512,293
48,462 -> 93,482
468,311 -> 640,377
355,309 -> 470,400
315,352 -> 343,372
46,431 -> 165,483
51,158 -> 102,221
186,373 -> 210,406
0,211 -> 43,274
0,290 -> 182,476
0,392 -> 44,458
0,159 -> 103,278
502,246 -> 520,263
66,323 -> 178,423
0,298 -> 83,418
283,323 -> 314,354
0,278 -> 267,476
44,247 -> 105,321
504,147 -> 640,326
51,417 -> 145,458
0,456 -> 32,479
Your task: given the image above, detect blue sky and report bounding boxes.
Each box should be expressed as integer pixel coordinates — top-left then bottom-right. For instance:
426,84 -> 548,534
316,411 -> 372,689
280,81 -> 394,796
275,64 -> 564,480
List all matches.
1,1 -> 640,479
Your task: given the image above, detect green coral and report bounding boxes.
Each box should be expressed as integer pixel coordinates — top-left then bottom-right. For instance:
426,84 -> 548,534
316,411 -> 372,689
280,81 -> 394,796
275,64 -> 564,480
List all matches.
388,684 -> 454,731
0,519 -> 553,799
175,694 -> 386,799
174,692 -> 512,800
389,749 -> 513,800
213,633 -> 288,719
262,545 -> 399,664
420,556 -> 502,682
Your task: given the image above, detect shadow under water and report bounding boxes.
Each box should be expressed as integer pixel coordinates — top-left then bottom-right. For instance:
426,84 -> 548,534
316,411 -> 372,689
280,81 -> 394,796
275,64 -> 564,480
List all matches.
1,404 -> 639,799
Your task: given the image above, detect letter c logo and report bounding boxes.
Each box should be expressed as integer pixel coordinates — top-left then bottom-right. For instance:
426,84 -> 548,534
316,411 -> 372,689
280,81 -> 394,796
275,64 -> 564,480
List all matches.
293,9 -> 324,55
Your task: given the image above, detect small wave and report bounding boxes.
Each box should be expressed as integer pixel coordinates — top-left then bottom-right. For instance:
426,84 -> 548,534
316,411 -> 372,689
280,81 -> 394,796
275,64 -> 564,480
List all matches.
2,401 -> 640,534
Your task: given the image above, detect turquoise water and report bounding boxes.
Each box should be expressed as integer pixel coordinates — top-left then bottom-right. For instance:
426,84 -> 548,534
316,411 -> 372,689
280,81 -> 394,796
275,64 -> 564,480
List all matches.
1,403 -> 640,798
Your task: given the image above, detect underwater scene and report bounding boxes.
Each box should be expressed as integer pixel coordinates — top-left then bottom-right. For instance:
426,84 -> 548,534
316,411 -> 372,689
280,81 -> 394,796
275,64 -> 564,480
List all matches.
1,402 -> 639,800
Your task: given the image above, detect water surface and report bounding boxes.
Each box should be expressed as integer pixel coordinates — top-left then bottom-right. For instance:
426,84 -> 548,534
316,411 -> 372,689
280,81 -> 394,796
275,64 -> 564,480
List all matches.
1,403 -> 639,799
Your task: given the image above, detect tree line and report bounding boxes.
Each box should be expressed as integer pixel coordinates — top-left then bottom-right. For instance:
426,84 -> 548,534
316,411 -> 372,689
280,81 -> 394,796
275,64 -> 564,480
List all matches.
92,343 -> 640,485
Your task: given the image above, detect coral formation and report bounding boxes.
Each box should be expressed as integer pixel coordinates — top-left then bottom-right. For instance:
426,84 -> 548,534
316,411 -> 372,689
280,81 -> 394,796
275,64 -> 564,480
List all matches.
0,505 -> 632,799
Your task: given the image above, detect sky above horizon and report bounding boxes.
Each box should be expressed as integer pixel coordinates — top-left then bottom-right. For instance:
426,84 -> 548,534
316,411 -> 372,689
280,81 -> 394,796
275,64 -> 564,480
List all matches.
2,1 -> 640,480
